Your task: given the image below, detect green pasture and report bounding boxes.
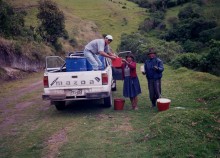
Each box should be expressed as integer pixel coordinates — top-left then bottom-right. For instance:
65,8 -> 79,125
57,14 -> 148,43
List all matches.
54,0 -> 146,49
0,65 -> 219,158
11,0 -> 146,50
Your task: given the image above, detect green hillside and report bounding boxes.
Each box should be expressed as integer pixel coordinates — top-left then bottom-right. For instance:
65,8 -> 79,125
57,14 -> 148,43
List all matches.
8,0 -> 146,50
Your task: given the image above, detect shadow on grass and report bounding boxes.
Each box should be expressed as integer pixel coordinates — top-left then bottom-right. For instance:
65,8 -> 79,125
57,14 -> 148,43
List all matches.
62,99 -> 107,114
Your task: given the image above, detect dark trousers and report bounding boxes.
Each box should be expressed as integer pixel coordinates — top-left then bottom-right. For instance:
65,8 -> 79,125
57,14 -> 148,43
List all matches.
147,79 -> 161,107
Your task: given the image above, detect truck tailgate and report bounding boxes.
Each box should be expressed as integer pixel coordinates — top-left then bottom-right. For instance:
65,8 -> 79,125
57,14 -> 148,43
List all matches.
47,71 -> 103,88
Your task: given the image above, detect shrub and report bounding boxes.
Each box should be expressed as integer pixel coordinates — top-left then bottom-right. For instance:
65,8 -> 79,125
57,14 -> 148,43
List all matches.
0,0 -> 25,37
199,40 -> 220,76
178,4 -> 202,20
182,40 -> 203,52
171,53 -> 201,69
139,18 -> 154,32
167,16 -> 178,27
37,0 -> 67,43
199,27 -> 220,43
69,38 -> 78,47
118,33 -> 183,63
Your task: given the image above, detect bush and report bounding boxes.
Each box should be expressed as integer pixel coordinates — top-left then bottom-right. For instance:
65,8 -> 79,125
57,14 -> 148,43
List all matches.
167,16 -> 178,27
37,0 -> 67,43
118,33 -> 183,63
199,40 -> 220,76
139,18 -> 154,32
171,53 -> 201,69
0,1 -> 25,37
182,40 -> 203,52
178,4 -> 202,20
69,38 -> 78,47
53,41 -> 63,52
199,27 -> 220,43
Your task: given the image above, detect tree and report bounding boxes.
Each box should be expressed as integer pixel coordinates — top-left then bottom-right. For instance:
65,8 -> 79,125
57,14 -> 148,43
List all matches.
37,0 -> 67,45
200,40 -> 220,75
0,0 -> 25,37
164,4 -> 217,44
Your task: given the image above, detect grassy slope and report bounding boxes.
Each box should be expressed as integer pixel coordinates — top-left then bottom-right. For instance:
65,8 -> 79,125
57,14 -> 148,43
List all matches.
203,0 -> 220,25
9,0 -> 146,51
54,0 -> 146,50
0,65 -> 219,158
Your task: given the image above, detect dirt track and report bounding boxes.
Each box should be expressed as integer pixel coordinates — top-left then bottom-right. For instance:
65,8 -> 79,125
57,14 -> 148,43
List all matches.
0,73 -> 68,157
0,72 -> 140,158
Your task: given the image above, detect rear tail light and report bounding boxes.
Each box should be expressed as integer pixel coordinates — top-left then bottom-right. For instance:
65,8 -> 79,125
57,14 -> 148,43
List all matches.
43,76 -> 49,88
102,73 -> 108,85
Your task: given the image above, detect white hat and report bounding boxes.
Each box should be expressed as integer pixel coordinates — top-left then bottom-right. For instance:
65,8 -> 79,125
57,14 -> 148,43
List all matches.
105,35 -> 113,40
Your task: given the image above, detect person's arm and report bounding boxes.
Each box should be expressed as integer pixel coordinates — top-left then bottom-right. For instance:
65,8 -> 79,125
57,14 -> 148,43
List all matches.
128,62 -> 136,69
153,59 -> 164,72
108,47 -> 118,57
158,60 -> 164,72
122,59 -> 136,69
99,51 -> 116,59
99,42 -> 116,59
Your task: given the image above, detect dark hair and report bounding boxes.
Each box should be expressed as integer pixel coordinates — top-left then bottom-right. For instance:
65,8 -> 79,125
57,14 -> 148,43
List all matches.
102,34 -> 107,38
147,48 -> 156,55
126,53 -> 134,60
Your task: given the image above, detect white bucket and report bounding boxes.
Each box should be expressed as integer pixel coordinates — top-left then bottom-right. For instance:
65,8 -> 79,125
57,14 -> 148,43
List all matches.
140,65 -> 145,73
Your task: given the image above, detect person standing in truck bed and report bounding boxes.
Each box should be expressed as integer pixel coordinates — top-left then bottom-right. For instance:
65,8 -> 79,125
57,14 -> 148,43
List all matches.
84,35 -> 117,71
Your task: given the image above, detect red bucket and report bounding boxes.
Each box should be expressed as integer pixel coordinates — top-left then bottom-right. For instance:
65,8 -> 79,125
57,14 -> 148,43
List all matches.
114,98 -> 125,110
157,98 -> 171,111
112,57 -> 122,68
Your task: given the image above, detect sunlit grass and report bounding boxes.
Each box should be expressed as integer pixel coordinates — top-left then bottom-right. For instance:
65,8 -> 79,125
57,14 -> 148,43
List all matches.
9,0 -> 146,50
54,0 -> 146,50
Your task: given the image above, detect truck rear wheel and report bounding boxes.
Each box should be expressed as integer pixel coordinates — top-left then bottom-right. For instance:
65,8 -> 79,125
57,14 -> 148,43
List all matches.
54,101 -> 66,110
103,92 -> 113,108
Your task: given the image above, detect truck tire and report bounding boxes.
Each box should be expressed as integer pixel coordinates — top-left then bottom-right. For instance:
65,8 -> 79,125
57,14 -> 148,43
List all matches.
54,101 -> 66,111
103,92 -> 113,108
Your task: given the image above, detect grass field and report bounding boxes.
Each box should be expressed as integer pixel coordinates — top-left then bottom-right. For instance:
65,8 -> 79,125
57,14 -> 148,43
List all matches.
54,0 -> 147,49
9,0 -> 146,50
0,64 -> 219,158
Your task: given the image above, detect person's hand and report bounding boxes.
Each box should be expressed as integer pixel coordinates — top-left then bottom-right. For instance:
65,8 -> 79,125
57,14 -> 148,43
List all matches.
122,59 -> 126,62
113,54 -> 118,58
111,56 -> 116,60
153,66 -> 158,70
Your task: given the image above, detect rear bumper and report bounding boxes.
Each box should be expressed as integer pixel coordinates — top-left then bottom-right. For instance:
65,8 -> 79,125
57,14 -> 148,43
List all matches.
42,92 -> 109,101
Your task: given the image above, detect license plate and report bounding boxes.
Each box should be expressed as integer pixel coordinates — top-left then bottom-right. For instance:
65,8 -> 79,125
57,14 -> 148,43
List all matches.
70,89 -> 83,96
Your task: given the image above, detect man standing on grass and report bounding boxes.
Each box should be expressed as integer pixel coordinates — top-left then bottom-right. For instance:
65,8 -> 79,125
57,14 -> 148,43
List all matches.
142,48 -> 164,108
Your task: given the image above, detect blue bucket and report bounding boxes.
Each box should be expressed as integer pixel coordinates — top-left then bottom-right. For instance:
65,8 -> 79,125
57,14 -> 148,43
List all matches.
66,57 -> 87,72
86,55 -> 105,71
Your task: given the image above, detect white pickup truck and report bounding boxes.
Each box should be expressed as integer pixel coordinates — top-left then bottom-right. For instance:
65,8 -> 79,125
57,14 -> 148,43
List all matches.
42,51 -> 117,110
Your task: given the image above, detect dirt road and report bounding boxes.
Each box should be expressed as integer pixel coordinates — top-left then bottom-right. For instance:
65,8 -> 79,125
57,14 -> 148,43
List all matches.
0,72 -> 69,157
0,72 -> 135,158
